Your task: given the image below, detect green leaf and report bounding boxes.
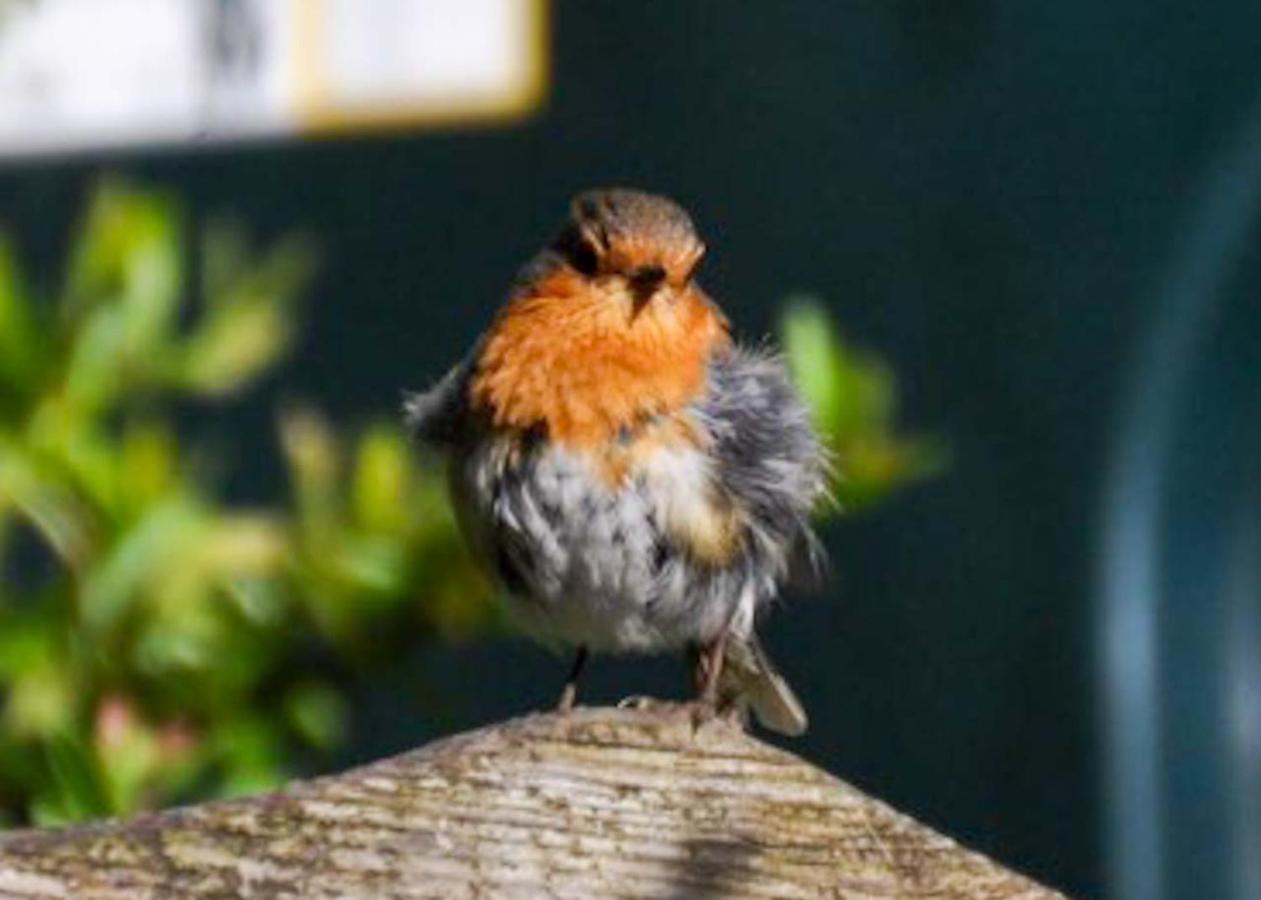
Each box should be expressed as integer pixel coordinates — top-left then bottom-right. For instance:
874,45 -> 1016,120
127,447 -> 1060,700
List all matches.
212,716 -> 284,799
284,682 -> 347,752
61,305 -> 130,412
118,419 -> 178,512
782,298 -> 847,439
351,425 -> 411,532
779,298 -> 947,513
79,498 -> 204,635
0,613 -> 59,680
33,734 -> 112,824
178,233 -> 314,397
24,402 -> 121,515
63,180 -> 181,332
0,438 -> 93,568
3,666 -> 76,739
334,535 -> 406,596
0,236 -> 40,400
280,407 -> 339,537
179,302 -> 293,397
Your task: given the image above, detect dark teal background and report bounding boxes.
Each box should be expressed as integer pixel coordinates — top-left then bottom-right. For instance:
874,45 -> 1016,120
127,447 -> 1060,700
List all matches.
5,4 -> 1261,897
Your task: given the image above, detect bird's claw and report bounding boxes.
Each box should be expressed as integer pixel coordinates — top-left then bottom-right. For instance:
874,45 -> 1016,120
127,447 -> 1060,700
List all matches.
615,696 -> 745,734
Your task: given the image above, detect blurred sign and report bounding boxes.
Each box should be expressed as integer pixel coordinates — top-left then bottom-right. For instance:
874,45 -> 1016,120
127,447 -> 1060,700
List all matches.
0,0 -> 547,157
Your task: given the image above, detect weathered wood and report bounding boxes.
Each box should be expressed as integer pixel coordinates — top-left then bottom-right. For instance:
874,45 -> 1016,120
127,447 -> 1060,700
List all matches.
0,707 -> 1065,899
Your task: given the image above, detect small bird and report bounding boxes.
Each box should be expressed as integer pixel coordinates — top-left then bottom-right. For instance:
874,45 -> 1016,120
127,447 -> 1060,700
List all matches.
406,188 -> 827,735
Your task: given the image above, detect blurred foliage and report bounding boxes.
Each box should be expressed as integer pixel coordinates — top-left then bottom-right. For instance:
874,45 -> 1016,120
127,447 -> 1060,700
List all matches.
783,299 -> 947,510
0,182 -> 937,827
0,181 -> 496,826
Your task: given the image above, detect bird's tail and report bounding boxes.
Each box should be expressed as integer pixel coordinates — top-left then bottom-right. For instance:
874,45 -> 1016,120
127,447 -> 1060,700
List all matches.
720,634 -> 808,737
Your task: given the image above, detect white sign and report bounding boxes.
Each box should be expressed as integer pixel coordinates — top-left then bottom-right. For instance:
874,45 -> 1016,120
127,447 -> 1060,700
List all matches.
0,0 -> 546,157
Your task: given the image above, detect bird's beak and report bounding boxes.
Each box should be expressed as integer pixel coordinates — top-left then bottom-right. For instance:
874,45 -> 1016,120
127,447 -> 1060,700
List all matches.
628,264 -> 667,312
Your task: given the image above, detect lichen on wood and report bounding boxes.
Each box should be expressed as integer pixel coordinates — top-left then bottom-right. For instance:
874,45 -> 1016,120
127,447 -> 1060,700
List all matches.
0,707 -> 1066,899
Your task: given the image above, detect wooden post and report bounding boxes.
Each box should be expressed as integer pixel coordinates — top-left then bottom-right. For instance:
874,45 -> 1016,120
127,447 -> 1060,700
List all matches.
0,708 -> 1066,898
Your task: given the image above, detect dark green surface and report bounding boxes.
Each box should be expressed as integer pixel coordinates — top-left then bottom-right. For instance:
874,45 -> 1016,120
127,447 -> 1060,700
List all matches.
5,3 -> 1261,896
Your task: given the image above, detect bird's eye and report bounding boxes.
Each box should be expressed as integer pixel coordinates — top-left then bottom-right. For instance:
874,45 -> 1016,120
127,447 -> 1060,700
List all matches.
553,223 -> 602,276
567,238 -> 600,276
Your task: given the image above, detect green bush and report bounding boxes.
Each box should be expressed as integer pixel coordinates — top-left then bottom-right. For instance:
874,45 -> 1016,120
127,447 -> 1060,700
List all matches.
0,182 -> 939,826
0,182 -> 497,825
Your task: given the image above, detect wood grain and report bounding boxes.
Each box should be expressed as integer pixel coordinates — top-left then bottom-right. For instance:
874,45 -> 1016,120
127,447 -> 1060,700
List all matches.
0,707 -> 1067,899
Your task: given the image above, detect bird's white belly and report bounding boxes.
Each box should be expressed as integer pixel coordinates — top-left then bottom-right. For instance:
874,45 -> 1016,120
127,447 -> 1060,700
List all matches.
456,437 -> 747,653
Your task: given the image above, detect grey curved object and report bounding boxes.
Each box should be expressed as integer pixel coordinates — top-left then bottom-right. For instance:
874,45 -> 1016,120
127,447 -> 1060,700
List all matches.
1100,98 -> 1261,900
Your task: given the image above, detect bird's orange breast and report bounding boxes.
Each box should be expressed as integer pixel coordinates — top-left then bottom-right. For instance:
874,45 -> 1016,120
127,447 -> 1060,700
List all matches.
470,270 -> 730,447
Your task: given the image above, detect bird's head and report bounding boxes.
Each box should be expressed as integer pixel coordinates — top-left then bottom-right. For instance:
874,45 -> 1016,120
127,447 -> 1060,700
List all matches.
548,188 -> 707,309
474,188 -> 728,444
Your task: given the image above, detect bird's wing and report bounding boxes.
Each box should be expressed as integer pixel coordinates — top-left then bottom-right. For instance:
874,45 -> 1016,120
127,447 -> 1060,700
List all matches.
696,345 -> 830,586
403,360 -> 472,450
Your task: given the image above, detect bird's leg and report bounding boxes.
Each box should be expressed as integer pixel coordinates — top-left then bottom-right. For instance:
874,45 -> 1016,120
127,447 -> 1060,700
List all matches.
556,646 -> 589,712
695,628 -> 729,709
685,643 -> 704,693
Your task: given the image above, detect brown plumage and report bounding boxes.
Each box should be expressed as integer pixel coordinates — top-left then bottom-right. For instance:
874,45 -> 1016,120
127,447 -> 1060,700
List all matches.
469,267 -> 729,446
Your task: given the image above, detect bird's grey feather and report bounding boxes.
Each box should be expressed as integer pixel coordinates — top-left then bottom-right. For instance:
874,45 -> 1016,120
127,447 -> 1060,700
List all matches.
697,346 -> 829,588
403,361 -> 471,449
407,343 -> 828,735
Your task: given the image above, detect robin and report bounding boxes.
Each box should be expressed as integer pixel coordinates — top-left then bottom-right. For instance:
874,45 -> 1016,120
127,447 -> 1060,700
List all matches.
406,188 -> 827,735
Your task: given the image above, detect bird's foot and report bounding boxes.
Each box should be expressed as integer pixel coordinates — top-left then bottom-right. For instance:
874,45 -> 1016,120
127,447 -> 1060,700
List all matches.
616,694 -> 669,712
616,696 -> 745,733
683,698 -> 746,733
